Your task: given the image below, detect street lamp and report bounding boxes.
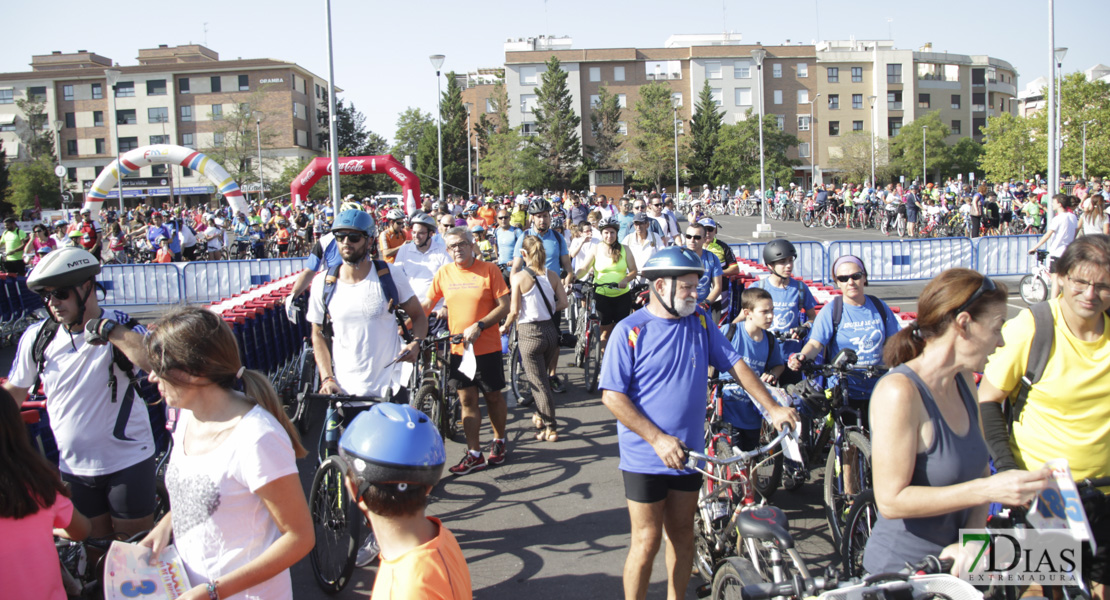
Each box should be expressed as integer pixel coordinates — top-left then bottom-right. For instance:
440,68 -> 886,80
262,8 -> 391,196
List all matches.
53,120 -> 65,199
673,104 -> 680,200
430,54 -> 445,203
104,68 -> 124,212
253,111 -> 265,202
751,48 -> 769,230
809,93 -> 821,188
868,96 -> 877,188
922,125 -> 928,185
464,102 -> 472,198
1054,47 -> 1066,188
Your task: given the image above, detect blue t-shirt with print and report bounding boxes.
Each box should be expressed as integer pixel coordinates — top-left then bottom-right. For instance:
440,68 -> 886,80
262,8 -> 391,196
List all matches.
696,251 -> 723,304
513,227 -> 568,273
599,307 -> 742,475
752,276 -> 817,356
494,226 -> 522,265
719,325 -> 785,430
617,212 -> 636,242
808,296 -> 901,399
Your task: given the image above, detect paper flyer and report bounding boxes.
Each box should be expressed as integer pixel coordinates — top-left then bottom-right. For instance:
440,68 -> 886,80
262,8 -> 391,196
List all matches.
1027,458 -> 1097,552
103,541 -> 192,600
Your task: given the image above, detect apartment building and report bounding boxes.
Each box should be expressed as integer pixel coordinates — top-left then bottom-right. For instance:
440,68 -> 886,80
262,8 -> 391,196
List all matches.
0,44 -> 333,205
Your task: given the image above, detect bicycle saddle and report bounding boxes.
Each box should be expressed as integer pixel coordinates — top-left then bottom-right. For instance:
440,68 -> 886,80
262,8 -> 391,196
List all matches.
736,505 -> 794,549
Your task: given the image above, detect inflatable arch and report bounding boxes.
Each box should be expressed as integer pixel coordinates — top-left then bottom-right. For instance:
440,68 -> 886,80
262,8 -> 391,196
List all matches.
289,155 -> 422,213
84,144 -> 248,218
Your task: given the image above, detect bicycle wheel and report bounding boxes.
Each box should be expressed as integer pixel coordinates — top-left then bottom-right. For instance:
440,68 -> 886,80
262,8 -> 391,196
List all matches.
752,419 -> 784,500
840,488 -> 878,579
582,320 -> 598,392
510,345 -> 533,406
822,212 -> 838,229
412,382 -> 444,440
896,217 -> 906,237
1020,274 -> 1048,305
711,556 -> 766,600
880,216 -> 890,236
309,456 -> 360,594
290,345 -> 315,434
823,429 -> 872,549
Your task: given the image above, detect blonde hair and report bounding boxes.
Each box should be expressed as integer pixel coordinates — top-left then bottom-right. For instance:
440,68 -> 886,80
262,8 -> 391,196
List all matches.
521,235 -> 547,273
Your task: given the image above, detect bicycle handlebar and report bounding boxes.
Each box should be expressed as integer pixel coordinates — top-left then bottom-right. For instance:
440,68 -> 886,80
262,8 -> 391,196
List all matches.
685,425 -> 795,469
741,575 -> 838,600
303,393 -> 386,404
799,357 -> 888,379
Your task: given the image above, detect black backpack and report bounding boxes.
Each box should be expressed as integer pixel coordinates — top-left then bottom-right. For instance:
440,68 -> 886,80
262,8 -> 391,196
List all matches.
825,294 -> 893,364
319,259 -> 405,343
1006,302 -> 1054,424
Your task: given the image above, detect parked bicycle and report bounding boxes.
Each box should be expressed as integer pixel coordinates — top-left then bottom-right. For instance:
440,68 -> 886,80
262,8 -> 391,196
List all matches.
410,331 -> 464,441
573,280 -> 621,393
1019,250 -> 1051,305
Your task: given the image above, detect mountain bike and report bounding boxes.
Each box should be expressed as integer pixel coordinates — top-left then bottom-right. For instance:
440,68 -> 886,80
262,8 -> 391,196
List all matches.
1019,250 -> 1051,305
573,280 -> 621,393
410,331 -> 464,441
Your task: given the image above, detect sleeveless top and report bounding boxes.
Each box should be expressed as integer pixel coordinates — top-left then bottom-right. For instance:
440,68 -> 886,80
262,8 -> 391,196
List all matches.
519,268 -> 556,324
593,245 -> 629,298
862,364 -> 990,574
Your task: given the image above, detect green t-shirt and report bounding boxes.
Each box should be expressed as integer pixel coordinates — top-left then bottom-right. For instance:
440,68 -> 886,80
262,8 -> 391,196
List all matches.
1,229 -> 28,260
1022,201 -> 1043,226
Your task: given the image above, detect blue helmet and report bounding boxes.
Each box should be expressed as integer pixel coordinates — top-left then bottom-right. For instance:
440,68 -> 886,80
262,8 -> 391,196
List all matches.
640,247 -> 704,280
331,208 -> 375,237
339,403 -> 445,489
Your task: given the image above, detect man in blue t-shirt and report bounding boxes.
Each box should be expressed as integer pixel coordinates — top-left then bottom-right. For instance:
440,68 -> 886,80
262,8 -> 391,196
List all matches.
493,208 -> 521,266
616,199 -> 636,242
599,247 -> 796,600
683,222 -> 722,306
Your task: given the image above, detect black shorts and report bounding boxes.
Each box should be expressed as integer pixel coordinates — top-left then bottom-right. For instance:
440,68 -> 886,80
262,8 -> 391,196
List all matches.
183,245 -> 198,261
1001,211 -> 1014,223
594,291 -> 633,326
622,470 -> 703,504
449,350 -> 505,393
62,455 -> 156,520
1047,255 -> 1060,274
2,259 -> 25,276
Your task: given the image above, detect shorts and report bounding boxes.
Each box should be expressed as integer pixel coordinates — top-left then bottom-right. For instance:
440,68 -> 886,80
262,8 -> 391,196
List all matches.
594,291 -> 633,326
2,259 -> 26,276
1047,255 -> 1060,274
906,207 -> 919,223
1001,211 -> 1014,223
622,471 -> 703,504
449,350 -> 505,393
1084,491 -> 1110,584
62,455 -> 156,520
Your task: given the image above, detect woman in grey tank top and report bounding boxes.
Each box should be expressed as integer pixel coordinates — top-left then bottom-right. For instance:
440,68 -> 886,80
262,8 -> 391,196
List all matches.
863,269 -> 1049,575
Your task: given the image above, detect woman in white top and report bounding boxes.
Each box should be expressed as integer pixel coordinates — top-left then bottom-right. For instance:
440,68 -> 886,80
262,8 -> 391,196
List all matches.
502,237 -> 569,441
140,307 -> 313,600
621,213 -> 664,284
1079,193 -> 1109,236
1029,194 -> 1079,298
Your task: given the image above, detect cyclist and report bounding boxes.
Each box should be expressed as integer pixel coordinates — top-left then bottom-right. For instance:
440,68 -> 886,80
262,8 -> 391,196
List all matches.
573,216 -> 639,353
75,209 -> 104,262
283,201 -> 362,322
720,287 -> 787,450
471,224 -> 494,262
493,208 -> 522,271
1,217 -> 28,275
700,218 -> 737,322
273,218 -> 292,257
599,246 -> 797,600
865,269 -> 1048,575
904,184 -> 920,237
748,240 -> 818,372
683,222 -> 722,310
378,208 -> 407,264
622,213 -> 665,285
1028,193 -> 1078,298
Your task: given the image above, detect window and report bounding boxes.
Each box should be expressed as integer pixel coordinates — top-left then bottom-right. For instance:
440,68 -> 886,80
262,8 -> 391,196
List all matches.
179,78 -> 190,93
797,63 -> 808,78
521,123 -> 536,136
316,109 -> 326,125
888,117 -> 903,137
798,115 -> 811,131
114,82 -> 134,97
238,75 -> 249,91
852,94 -> 863,109
772,63 -> 782,78
210,76 -> 222,93
119,136 -> 139,152
775,115 -> 785,130
520,94 -> 537,113
181,133 -> 194,148
734,60 -> 751,79
828,94 -> 839,110
829,121 -> 840,136
211,104 -> 223,120
589,94 -> 600,108
972,117 -> 986,136
887,91 -> 903,110
93,110 -> 103,126
951,95 -> 961,109
151,164 -> 168,176
734,87 -> 752,106
146,79 -> 167,96
887,64 -> 902,84
64,112 -> 76,128
773,90 -> 783,105
972,92 -> 986,112
706,61 -> 722,80
213,132 -> 225,145
710,88 -> 723,107
618,121 -> 628,136
0,122 -> 14,133
95,138 -> 106,154
28,86 -> 47,101
91,83 -> 102,99
181,106 -> 192,121
645,60 -> 682,80
63,85 -> 74,101
589,67 -> 600,82
315,83 -> 322,98
617,94 -> 627,108
148,107 -> 169,123
852,67 -> 863,83
614,66 -> 625,81
519,66 -> 538,85
827,67 -> 839,83
971,68 -> 985,86
485,98 -> 494,113
671,92 -> 683,107
797,89 -> 809,104
67,139 -> 78,155
0,89 -> 12,104
799,142 -> 810,158
853,120 -> 864,131
67,167 -> 76,182
117,109 -> 137,125
149,135 -> 169,145
915,93 -> 931,109
951,120 -> 961,134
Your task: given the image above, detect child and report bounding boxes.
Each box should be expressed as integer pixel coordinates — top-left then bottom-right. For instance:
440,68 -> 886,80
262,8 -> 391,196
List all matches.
0,388 -> 91,599
275,219 -> 292,257
720,287 -> 786,450
154,235 -> 173,263
471,225 -> 493,262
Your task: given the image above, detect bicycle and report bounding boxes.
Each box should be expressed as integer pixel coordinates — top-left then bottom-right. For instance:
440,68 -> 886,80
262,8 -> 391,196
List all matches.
730,555 -> 981,600
1019,250 -> 1051,305
410,331 -> 464,441
507,322 -> 533,407
880,204 -> 906,237
573,280 -> 622,393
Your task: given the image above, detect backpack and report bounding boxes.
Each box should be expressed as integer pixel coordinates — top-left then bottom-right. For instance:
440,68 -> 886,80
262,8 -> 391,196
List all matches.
320,259 -> 403,342
725,323 -> 777,373
1007,302 -> 1054,423
825,294 -> 894,363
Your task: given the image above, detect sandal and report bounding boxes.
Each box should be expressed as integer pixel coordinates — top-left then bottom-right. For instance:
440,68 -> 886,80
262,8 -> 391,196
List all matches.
531,414 -> 544,431
536,428 -> 559,442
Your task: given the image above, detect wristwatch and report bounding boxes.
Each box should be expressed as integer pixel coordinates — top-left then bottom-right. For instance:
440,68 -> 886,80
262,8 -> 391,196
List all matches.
477,321 -> 488,331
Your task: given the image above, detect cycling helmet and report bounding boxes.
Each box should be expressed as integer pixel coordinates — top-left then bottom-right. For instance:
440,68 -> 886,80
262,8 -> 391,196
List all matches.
277,218 -> 287,226
27,247 -> 100,292
340,201 -> 362,213
551,216 -> 566,230
36,245 -> 52,255
408,211 -> 436,229
762,239 -> 797,265
527,199 -> 550,215
155,235 -> 169,244
470,225 -> 486,234
386,208 -> 405,221
338,403 -> 446,491
331,209 -> 376,237
640,247 -> 704,280
597,216 -> 620,232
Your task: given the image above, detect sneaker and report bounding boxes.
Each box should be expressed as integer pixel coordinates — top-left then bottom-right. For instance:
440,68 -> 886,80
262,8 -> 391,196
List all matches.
354,532 -> 380,567
449,452 -> 487,475
487,439 -> 507,465
549,375 -> 566,394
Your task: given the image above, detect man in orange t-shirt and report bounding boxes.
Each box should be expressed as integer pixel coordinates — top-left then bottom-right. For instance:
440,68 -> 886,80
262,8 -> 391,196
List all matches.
423,226 -> 510,475
476,199 -> 497,228
378,209 -> 407,263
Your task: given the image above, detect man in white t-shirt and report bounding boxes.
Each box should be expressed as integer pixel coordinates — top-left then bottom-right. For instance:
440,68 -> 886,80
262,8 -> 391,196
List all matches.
394,212 -> 450,332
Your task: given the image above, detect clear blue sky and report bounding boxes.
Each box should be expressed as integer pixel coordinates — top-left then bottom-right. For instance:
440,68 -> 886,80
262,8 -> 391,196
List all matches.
2,0 -> 1104,145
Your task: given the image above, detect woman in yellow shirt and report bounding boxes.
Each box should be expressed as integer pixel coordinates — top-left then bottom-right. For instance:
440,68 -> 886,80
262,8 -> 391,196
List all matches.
574,216 -> 638,353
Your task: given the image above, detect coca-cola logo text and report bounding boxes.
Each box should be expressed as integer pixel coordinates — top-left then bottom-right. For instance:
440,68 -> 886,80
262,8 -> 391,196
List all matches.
298,168 -> 316,187
388,167 -> 407,182
325,159 -> 367,174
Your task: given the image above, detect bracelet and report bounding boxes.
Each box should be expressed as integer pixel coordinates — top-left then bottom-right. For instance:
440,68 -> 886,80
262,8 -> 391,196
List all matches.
322,375 -> 336,384
206,581 -> 219,600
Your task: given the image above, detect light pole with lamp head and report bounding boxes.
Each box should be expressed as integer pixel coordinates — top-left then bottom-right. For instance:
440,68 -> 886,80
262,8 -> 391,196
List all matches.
104,68 -> 124,212
464,102 -> 472,198
430,54 -> 445,203
868,96 -> 877,189
53,120 -> 65,200
810,93 -> 821,188
922,125 -> 927,185
673,104 -> 679,200
1054,47 -> 1066,190
751,48 -> 769,232
253,111 -> 265,203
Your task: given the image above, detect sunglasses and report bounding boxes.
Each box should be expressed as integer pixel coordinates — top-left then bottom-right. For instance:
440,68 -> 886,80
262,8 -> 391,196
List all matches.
836,272 -> 865,283
651,203 -> 663,207
633,205 -> 645,209
333,232 -> 366,243
38,288 -> 72,301
684,233 -> 703,241
498,216 -> 510,220
954,276 -> 996,315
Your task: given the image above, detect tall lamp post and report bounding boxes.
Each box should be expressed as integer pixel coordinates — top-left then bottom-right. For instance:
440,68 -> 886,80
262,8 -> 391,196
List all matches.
751,48 -> 769,232
1046,0 -> 1058,224
253,111 -> 265,202
430,54 -> 445,203
464,103 -> 472,198
104,68 -> 124,212
324,0 -> 341,214
53,120 -> 66,200
810,93 -> 821,188
1054,47 -> 1066,190
868,96 -> 877,189
673,105 -> 680,199
922,125 -> 928,185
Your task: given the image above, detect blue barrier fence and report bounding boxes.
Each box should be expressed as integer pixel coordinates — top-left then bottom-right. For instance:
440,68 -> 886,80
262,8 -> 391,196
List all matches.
729,241 -> 829,282
181,258 -> 307,304
101,263 -> 185,307
827,237 -> 975,282
974,235 -> 1041,276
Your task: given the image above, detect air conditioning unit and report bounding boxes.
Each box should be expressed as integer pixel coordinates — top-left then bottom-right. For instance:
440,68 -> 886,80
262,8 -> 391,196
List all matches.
647,73 -> 655,80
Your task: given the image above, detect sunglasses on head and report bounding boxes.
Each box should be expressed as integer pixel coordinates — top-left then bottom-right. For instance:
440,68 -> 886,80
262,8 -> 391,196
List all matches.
333,232 -> 366,243
836,272 -> 865,283
38,288 -> 73,301
954,276 -> 997,315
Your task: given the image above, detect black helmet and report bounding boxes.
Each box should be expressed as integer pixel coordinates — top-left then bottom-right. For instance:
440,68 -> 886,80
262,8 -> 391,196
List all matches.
527,199 -> 550,215
27,247 -> 100,292
763,239 -> 797,265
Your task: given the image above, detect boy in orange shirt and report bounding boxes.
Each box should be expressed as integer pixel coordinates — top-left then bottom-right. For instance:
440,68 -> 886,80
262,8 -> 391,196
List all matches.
154,236 -> 173,263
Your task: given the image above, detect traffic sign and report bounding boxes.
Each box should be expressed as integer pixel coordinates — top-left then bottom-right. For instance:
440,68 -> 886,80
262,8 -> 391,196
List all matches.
54,165 -> 66,178
61,192 -> 72,202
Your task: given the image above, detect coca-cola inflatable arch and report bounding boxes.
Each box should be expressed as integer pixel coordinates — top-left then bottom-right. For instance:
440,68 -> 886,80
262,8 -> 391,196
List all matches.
83,144 -> 248,218
290,155 -> 421,213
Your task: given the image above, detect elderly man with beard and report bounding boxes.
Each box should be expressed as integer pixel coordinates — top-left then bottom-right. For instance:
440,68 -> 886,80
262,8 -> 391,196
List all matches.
600,247 -> 797,600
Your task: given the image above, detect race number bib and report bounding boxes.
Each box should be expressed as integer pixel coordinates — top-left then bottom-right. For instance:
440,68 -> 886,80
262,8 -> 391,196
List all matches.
1027,459 -> 1097,552
103,542 -> 191,599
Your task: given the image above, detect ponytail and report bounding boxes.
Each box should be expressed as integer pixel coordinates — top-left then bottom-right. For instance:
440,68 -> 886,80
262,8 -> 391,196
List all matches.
883,325 -> 926,367
240,369 -> 308,459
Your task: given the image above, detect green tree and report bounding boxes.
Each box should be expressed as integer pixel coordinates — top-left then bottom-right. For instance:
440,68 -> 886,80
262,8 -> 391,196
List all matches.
204,92 -> 281,187
271,158 -> 329,203
827,130 -> 890,185
416,72 -> 469,199
14,98 -> 54,162
628,81 -> 679,191
688,80 -> 723,187
531,56 -> 581,188
887,111 -> 950,183
980,113 -> 1043,182
710,111 -> 800,190
476,79 -> 511,193
8,157 -> 61,213
391,107 -> 433,160
1028,73 -> 1110,180
0,140 -> 10,212
587,86 -> 623,169
948,137 -> 984,181
481,126 -> 545,195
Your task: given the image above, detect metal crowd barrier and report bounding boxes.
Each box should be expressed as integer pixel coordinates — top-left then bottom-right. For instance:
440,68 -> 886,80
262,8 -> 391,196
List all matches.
100,263 -> 185,308
181,257 -> 308,304
826,237 -> 975,282
973,235 -> 1041,276
729,241 -> 829,282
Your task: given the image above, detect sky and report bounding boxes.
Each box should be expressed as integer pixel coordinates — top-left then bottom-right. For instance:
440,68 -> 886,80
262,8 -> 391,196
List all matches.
2,0 -> 1104,146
